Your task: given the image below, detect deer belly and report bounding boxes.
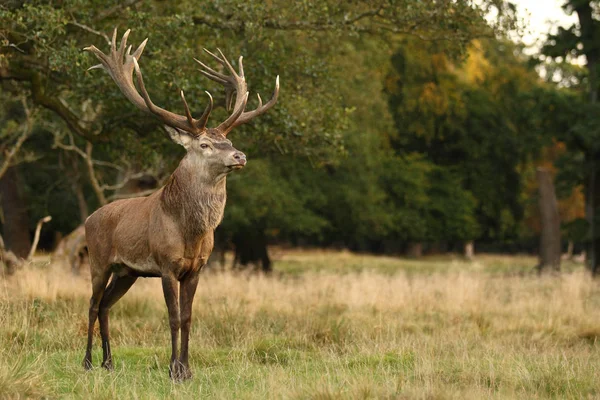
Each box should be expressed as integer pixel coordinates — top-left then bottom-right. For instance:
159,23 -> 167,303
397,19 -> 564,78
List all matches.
112,253 -> 161,276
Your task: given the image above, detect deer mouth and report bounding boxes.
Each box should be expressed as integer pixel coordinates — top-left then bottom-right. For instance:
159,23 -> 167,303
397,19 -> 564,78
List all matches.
227,157 -> 246,169
227,163 -> 245,170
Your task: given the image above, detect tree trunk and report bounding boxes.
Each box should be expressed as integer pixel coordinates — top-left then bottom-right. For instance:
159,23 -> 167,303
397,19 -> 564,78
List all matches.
1,233 -> 22,275
574,1 -> 600,275
71,156 -> 89,222
536,168 -> 561,272
591,166 -> 600,276
232,229 -> 272,273
211,227 -> 231,270
53,224 -> 88,274
464,240 -> 474,260
74,183 -> 89,223
565,240 -> 574,260
0,167 -> 31,258
406,242 -> 422,258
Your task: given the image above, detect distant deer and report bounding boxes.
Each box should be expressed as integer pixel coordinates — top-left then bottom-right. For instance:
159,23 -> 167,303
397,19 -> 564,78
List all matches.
83,29 -> 278,380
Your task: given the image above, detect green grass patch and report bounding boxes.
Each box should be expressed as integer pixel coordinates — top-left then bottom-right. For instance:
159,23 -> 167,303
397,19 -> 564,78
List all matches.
1,251 -> 598,399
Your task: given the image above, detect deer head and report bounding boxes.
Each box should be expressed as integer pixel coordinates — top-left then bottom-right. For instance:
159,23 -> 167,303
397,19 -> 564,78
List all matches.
84,29 -> 279,178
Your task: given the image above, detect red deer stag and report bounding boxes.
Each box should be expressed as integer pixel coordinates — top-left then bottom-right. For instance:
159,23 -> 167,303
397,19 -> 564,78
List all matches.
82,29 -> 278,380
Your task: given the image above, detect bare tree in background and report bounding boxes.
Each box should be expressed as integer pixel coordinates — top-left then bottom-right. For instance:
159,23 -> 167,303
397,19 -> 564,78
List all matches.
464,241 -> 474,260
53,131 -> 164,207
537,167 -> 561,273
0,97 -> 36,178
0,98 -> 37,270
1,215 -> 51,275
60,151 -> 90,223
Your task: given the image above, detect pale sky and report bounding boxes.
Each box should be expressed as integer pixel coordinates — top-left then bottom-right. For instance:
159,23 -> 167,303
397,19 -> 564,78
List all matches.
512,0 -> 578,49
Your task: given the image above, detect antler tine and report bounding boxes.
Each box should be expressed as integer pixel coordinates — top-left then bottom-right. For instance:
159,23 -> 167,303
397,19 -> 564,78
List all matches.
180,90 -> 195,128
181,89 -> 213,130
229,75 -> 280,130
205,49 -> 244,80
132,57 -> 159,114
238,56 -> 244,78
256,93 -> 263,108
132,38 -> 148,59
216,49 -> 239,77
110,28 -> 118,55
197,69 -> 228,84
117,29 -> 130,60
194,58 -> 228,83
203,48 -> 226,66
83,44 -> 109,70
196,91 -> 214,130
218,92 -> 249,135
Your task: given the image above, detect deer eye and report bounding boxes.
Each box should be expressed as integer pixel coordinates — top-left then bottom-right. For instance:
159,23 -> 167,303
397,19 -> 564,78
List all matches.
200,143 -> 209,149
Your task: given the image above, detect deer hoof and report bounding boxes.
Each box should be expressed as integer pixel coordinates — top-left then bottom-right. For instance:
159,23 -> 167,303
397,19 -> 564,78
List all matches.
169,360 -> 192,381
83,357 -> 93,370
101,360 -> 114,371
180,366 -> 193,380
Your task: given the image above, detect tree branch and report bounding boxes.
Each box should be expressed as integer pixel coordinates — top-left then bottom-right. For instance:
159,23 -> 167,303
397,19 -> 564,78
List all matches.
67,20 -> 110,45
53,132 -> 107,205
192,6 -> 490,42
94,0 -> 143,21
0,67 -> 99,141
0,98 -> 35,180
27,216 -> 52,260
343,6 -> 384,24
53,131 -> 163,206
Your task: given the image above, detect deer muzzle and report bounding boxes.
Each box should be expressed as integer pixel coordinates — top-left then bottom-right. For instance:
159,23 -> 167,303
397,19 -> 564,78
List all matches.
230,151 -> 247,168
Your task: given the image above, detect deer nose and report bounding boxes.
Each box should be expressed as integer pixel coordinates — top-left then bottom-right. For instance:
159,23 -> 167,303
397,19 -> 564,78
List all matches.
233,151 -> 247,166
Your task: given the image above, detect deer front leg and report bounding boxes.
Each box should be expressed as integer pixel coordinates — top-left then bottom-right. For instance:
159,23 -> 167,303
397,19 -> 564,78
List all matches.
161,274 -> 182,380
179,269 -> 201,380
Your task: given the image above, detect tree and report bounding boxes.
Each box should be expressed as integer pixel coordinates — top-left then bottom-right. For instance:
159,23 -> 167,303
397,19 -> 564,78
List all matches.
0,1 -> 513,262
0,96 -> 37,258
385,36 -> 577,254
542,0 -> 600,274
536,167 -> 561,272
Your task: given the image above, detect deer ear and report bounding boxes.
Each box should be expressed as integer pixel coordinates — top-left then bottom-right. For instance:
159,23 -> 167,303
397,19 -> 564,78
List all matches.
164,125 -> 193,149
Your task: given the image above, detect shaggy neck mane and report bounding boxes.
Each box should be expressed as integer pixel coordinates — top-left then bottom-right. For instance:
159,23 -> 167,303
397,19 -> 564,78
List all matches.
160,158 -> 227,240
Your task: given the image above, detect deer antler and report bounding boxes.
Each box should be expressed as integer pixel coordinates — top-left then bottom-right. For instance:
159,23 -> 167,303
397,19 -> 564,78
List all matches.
195,49 -> 279,135
84,29 -> 212,135
85,28 -> 279,137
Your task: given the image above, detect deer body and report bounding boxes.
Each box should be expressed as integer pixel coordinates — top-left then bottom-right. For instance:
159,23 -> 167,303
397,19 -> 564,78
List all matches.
86,153 -> 227,278
82,29 -> 278,380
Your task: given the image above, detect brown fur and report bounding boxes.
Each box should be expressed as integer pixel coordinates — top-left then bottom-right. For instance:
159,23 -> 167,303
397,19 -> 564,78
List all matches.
83,132 -> 245,380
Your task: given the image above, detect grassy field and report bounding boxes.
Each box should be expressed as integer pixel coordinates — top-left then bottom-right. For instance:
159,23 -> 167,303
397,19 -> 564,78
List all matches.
1,250 -> 599,399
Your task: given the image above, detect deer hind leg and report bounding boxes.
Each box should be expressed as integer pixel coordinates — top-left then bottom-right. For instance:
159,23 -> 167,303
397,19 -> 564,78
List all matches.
98,272 -> 137,370
83,266 -> 111,370
161,274 -> 182,380
178,270 -> 201,380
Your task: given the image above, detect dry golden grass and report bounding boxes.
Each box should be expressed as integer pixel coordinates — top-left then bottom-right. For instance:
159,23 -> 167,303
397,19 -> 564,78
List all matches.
1,251 -> 599,399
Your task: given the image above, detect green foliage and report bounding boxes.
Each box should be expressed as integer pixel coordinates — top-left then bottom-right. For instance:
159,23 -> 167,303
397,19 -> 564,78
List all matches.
2,0 -> 574,254
380,154 -> 479,243
223,158 -> 329,237
384,37 -> 577,244
540,1 -> 600,273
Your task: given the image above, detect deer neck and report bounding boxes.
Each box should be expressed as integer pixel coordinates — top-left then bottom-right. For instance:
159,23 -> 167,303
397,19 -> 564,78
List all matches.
160,156 -> 227,239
